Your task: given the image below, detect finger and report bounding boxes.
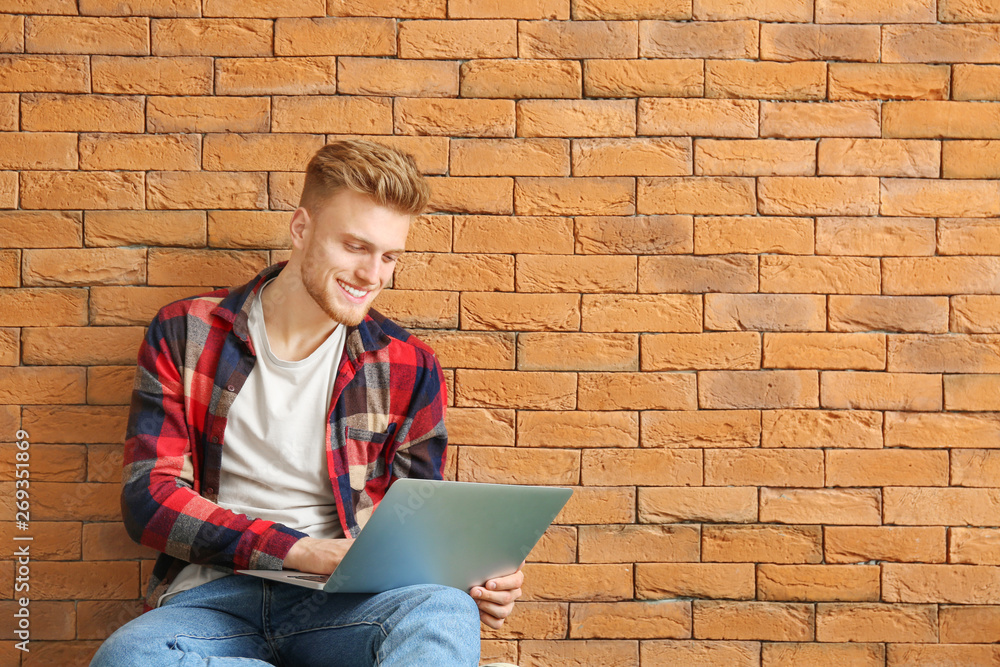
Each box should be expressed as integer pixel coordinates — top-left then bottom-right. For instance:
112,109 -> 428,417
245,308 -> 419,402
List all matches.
476,598 -> 514,619
485,569 -> 524,591
479,609 -> 503,630
475,587 -> 520,606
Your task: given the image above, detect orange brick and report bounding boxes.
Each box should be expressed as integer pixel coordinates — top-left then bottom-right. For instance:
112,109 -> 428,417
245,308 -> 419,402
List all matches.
582,448 -> 702,486
760,487 -> 882,525
818,139 -> 939,178
520,640 -> 637,667
705,294 -> 825,332
22,405 -> 127,443
822,371 -> 942,411
452,215 -> 572,253
0,93 -> 16,131
578,524 -> 700,563
706,61 -> 826,100
765,643 -> 884,667
763,409 -> 882,449
216,56 -> 338,95
639,98 -> 757,138
415,331 -> 513,370
518,333 -> 638,371
884,257 -> 1000,295
829,296 -> 947,333
0,249 -> 16,287
519,99 -> 635,138
827,449 -> 948,487
760,101 -> 880,138
702,525 -> 823,563
87,365 -> 134,405
515,177 -> 634,216
952,528 -> 1000,565
761,257 -> 880,294
952,450 -> 1000,488
695,140 -> 815,177
451,0 -> 568,19
940,605 -> 1000,642
885,101 -> 1000,139
885,487 -> 1000,525
373,289 -> 458,329
940,0 -> 1000,20
760,24 -> 879,62
147,171 -> 266,210
79,0 -> 200,14
426,176 -> 512,214
0,132 -> 77,170
0,14 -> 22,53
889,645 -> 1000,665
25,16 -> 149,55
147,248 -> 267,286
0,600 -> 75,639
569,600 -> 690,639
638,487 -> 758,523
889,333 -> 1000,373
945,374 -> 1000,411
460,292 -> 579,330
642,640 -> 761,667
555,486 -> 635,524
639,255 -> 757,293
451,139 -> 569,177
758,564 -> 879,602
759,177 -> 879,216
643,409 -> 760,448
816,217 -> 935,256
516,254 -> 636,292
638,177 -> 756,215
203,133 -> 323,172
400,19 -> 515,58
151,18 -> 272,56
203,0 -> 323,16
400,254 -> 515,292
455,369 -> 576,409
694,601 -> 813,641
328,0 -> 445,17
339,57 -> 456,97
92,55 -> 211,94
883,178 -> 1000,217
460,59 -> 581,99
481,600 -> 568,639
828,63 -> 949,100
517,410 -> 638,448
445,407 -> 514,445
22,326 -> 144,365
582,294 -> 700,333
640,20 -> 758,59
0,288 -> 88,327
80,133 -> 200,171
89,286 -> 206,325
147,96 -> 270,132
954,64 -> 1000,100
579,373 -> 697,411
943,141 -> 1000,179
81,522 -> 156,561
642,333 -> 760,371
952,295 -> 1000,332
573,138 -> 690,177
325,136 -> 448,176
707,448 -> 823,487
701,370 -> 819,410
457,446 -> 579,485
0,55 -> 89,93
0,368 -> 85,405
22,93 -> 144,132
22,171 -> 144,210
575,0 -> 689,18
519,20 -> 638,59
815,0 -> 936,22
0,328 -> 16,365
884,564 -> 1000,604
639,563 -> 756,600
208,211 -> 289,248
275,17 -> 394,56
764,333 -> 885,370
825,526 -> 946,564
584,59 -> 703,98
576,215 -> 692,254
884,24 -> 1000,63
521,563 -> 632,601
0,444 -> 85,482
394,97 -> 513,136
88,444 -> 125,483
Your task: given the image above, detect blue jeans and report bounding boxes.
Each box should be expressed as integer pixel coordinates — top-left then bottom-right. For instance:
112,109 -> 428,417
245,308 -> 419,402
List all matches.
90,575 -> 482,666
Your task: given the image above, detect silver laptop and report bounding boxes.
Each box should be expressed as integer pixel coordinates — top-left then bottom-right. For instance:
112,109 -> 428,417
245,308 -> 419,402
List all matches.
237,479 -> 572,593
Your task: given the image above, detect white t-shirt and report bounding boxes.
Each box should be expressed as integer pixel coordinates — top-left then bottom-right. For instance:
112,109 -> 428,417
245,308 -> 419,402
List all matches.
158,278 -> 346,605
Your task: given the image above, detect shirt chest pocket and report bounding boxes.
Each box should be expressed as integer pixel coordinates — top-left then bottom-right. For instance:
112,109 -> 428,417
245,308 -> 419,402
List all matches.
344,423 -> 398,471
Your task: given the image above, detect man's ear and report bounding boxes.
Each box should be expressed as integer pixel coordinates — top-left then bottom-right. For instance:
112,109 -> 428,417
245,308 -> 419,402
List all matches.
289,207 -> 311,250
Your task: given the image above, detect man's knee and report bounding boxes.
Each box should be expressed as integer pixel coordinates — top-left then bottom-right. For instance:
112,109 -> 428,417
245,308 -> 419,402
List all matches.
416,584 -> 480,622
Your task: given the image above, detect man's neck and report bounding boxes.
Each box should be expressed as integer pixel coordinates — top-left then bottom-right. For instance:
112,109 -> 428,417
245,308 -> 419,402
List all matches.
259,267 -> 341,362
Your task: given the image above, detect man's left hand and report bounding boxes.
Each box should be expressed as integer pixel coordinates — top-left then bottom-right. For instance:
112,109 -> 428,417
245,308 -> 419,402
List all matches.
470,566 -> 524,629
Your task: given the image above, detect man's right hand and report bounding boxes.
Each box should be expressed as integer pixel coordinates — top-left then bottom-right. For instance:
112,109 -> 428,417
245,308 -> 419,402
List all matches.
283,536 -> 353,574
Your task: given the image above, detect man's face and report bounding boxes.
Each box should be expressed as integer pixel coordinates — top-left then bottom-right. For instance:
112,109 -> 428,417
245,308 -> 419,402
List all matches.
297,189 -> 410,327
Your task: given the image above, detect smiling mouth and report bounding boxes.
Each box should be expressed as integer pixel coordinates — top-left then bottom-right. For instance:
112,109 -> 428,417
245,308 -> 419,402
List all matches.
338,279 -> 370,300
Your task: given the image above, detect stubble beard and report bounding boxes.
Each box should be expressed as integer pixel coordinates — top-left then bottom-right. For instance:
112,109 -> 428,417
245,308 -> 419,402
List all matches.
300,249 -> 374,327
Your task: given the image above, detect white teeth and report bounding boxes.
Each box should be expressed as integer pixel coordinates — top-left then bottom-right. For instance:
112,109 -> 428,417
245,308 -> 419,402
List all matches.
338,280 -> 367,298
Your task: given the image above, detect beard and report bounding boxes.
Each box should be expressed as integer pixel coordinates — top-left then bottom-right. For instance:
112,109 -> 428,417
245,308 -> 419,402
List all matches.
299,248 -> 375,327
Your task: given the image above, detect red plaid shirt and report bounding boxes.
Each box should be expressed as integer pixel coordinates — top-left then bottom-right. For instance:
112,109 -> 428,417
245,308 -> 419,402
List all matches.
122,262 -> 448,610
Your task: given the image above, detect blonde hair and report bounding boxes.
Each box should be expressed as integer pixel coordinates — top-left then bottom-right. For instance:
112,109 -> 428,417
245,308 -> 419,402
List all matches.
298,140 -> 430,216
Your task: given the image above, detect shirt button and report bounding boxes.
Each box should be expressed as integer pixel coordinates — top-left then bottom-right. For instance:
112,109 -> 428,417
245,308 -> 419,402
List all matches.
227,384 -> 236,392
211,436 -> 219,443
204,487 -> 215,495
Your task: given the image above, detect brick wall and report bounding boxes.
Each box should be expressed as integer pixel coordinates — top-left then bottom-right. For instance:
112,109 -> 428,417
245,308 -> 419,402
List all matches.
2,0 -> 1000,665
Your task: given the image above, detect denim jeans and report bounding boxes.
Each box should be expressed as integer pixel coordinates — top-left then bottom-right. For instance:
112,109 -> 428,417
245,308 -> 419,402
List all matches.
90,575 -> 482,666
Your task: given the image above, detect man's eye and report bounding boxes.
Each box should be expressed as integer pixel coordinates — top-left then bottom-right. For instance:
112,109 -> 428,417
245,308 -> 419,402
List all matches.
383,255 -> 398,263
346,244 -> 364,252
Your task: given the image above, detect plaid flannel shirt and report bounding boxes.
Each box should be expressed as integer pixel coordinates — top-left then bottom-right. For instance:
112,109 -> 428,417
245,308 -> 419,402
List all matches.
122,261 -> 448,611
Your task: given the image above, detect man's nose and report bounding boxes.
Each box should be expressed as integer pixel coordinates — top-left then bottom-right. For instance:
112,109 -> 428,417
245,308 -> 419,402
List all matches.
356,255 -> 380,285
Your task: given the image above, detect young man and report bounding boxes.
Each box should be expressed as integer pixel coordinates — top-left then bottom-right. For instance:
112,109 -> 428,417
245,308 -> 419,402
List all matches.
92,141 -> 522,666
